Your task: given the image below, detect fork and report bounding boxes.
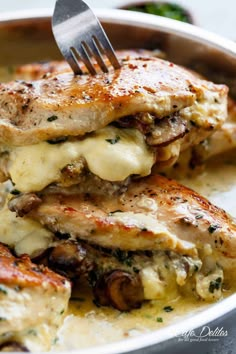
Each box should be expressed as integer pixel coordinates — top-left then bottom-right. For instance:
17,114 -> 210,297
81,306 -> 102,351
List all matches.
52,0 -> 121,75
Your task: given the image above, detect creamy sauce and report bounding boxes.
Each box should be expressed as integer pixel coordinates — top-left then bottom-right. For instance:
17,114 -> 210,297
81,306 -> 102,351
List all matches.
51,150 -> 236,351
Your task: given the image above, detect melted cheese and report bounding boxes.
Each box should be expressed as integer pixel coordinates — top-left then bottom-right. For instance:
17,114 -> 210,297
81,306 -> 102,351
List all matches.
8,126 -> 155,193
0,204 -> 53,257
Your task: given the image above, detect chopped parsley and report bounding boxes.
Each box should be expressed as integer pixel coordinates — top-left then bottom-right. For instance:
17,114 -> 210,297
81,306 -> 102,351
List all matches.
0,285 -> 8,295
208,224 -> 219,234
133,266 -> 140,273
105,136 -> 120,144
163,306 -> 174,312
141,227 -> 148,232
108,210 -> 123,216
209,277 -> 222,293
10,189 -> 21,195
52,337 -> 59,345
195,214 -> 203,220
156,317 -> 163,323
47,115 -> 58,122
27,329 -> 38,336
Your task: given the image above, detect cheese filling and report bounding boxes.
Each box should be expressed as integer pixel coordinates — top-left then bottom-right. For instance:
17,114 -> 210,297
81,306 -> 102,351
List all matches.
0,203 -> 53,257
7,126 -> 155,193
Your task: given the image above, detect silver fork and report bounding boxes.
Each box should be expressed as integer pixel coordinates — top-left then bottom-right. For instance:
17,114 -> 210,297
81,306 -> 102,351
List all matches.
52,0 -> 121,75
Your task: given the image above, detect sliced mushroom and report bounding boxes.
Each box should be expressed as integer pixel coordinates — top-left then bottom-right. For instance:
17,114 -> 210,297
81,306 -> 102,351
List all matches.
8,193 -> 42,217
48,241 -> 92,279
94,270 -> 144,311
0,342 -> 29,352
146,114 -> 187,147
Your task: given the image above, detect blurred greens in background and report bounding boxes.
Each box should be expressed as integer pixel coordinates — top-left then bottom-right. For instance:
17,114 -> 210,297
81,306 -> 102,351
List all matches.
125,2 -> 192,23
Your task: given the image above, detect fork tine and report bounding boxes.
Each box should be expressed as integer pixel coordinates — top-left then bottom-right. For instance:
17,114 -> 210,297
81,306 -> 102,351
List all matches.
69,48 -> 83,75
76,43 -> 97,75
93,31 -> 121,70
90,36 -> 109,73
53,0 -> 121,75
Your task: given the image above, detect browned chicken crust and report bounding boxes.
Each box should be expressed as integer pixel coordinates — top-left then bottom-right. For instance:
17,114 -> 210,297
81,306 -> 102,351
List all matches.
0,242 -> 69,289
29,175 -> 236,264
0,57 -> 227,146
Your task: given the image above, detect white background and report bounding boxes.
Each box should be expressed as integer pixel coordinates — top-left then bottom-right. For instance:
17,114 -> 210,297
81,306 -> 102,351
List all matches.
0,0 -> 235,40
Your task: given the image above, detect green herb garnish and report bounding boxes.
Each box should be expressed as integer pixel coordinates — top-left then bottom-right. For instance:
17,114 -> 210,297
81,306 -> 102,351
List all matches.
156,317 -> 163,322
105,136 -> 120,144
208,224 -> 219,234
209,277 -> 222,293
163,306 -> 174,312
108,210 -> 123,216
47,115 -> 58,122
10,189 -> 21,195
0,285 -> 8,295
27,329 -> 38,336
195,214 -> 203,220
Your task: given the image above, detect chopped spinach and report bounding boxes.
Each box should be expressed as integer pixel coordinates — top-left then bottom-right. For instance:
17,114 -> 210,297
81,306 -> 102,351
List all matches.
112,249 -> 133,266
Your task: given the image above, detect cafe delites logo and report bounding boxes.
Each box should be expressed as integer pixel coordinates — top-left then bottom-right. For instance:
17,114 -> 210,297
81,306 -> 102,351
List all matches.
175,326 -> 228,342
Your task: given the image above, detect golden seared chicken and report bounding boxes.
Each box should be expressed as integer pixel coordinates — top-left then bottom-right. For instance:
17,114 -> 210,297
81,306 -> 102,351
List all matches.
0,55 -> 228,193
5,174 -> 234,310
0,243 -> 71,352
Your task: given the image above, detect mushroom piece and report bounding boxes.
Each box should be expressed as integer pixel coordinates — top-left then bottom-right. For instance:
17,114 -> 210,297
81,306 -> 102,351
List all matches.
48,241 -> 91,279
146,114 -> 187,147
8,193 -> 42,217
93,270 -> 144,311
0,342 -> 29,352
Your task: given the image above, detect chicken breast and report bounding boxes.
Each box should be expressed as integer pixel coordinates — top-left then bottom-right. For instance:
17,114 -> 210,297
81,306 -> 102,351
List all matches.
0,55 -> 228,194
28,175 -> 236,268
0,57 -> 227,146
0,243 -> 71,351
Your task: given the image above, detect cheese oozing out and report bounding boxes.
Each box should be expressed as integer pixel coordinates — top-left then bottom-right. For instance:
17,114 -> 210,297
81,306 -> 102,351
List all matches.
0,203 -> 53,257
8,126 -> 155,193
